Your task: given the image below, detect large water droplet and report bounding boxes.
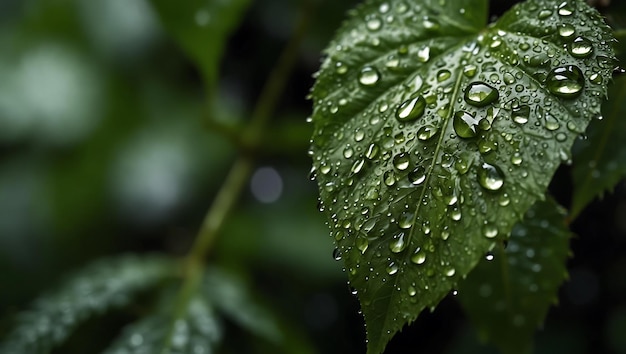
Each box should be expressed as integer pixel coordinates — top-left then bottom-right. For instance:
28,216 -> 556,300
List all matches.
408,166 -> 426,185
390,232 -> 407,253
358,66 -> 380,86
482,223 -> 498,238
351,159 -> 365,174
558,1 -> 574,16
464,82 -> 499,107
546,65 -> 584,98
356,237 -> 369,254
558,24 -> 575,38
437,69 -> 451,82
386,262 -> 399,275
396,96 -> 426,122
512,105 -> 530,124
478,162 -> 505,191
393,153 -> 410,171
365,143 -> 379,160
366,17 -> 382,31
544,112 -> 560,131
417,125 -> 439,141
463,64 -> 477,77
568,36 -> 593,58
383,170 -> 396,186
453,111 -> 480,138
417,46 -> 431,62
411,249 -> 426,265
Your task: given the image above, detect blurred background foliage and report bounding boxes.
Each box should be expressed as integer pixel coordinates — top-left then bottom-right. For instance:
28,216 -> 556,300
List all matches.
0,0 -> 625,353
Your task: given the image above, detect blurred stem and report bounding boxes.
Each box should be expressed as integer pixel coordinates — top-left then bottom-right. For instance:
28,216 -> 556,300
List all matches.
187,0 -> 314,266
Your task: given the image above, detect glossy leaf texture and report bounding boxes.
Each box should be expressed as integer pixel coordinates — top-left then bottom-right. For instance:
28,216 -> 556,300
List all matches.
457,198 -> 572,354
571,75 -> 626,218
0,255 -> 177,354
308,0 -> 616,353
103,294 -> 222,354
148,0 -> 251,88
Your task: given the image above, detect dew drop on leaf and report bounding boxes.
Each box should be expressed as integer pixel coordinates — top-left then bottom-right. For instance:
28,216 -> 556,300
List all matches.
463,64 -> 477,77
383,170 -> 396,186
365,143 -> 379,160
478,163 -> 505,191
417,125 -> 439,141
390,232 -> 407,253
464,82 -> 499,107
437,69 -> 452,82
333,248 -> 342,260
356,237 -> 369,254
396,95 -> 426,122
453,111 -> 480,138
544,112 -> 560,131
558,1 -> 574,16
482,222 -> 498,238
408,166 -> 426,185
393,153 -> 411,171
546,65 -> 584,98
568,36 -> 593,58
359,66 -> 380,86
558,24 -> 575,38
410,249 -> 426,265
417,46 -> 430,62
366,16 -> 382,31
386,262 -> 399,275
512,105 -> 530,124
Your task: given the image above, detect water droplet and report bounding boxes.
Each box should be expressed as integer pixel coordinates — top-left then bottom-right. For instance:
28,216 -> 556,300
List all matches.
544,112 -> 560,130
390,232 -> 407,253
556,132 -> 567,142
334,231 -> 344,241
366,17 -> 382,31
335,62 -> 348,75
408,285 -> 417,296
538,9 -> 552,19
356,237 -> 369,254
396,96 -> 426,122
463,64 -> 477,77
417,125 -> 439,141
445,268 -> 456,277
333,248 -> 342,260
512,105 -> 530,124
478,163 -> 504,191
411,249 -> 426,265
511,152 -> 523,165
558,24 -> 575,38
589,73 -> 602,85
393,153 -> 410,171
408,166 -> 426,185
351,159 -> 365,174
396,214 -> 413,233
482,223 -> 498,238
453,111 -> 480,138
437,69 -> 451,82
358,66 -> 380,86
365,143 -> 379,160
383,170 -> 396,186
558,1 -> 574,16
464,82 -> 499,107
386,262 -> 399,275
417,46 -> 430,62
485,252 -> 495,261
568,36 -> 593,58
343,146 -> 354,159
546,65 -> 584,98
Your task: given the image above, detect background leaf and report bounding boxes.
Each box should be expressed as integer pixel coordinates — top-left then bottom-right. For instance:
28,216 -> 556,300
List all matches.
0,255 -> 177,354
309,0 -> 615,352
457,198 -> 572,354
104,292 -> 222,354
148,0 -> 251,88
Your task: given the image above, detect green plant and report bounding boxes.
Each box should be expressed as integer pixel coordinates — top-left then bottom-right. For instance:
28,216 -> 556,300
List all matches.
1,0 -> 625,354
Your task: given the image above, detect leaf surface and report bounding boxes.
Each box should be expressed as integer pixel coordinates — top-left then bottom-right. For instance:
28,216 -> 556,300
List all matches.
0,255 -> 176,354
309,0 -> 615,352
148,0 -> 251,87
457,198 -> 571,354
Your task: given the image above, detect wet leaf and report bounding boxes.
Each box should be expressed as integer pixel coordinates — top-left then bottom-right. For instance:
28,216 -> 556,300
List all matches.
309,0 -> 616,352
457,198 -> 571,354
0,255 -> 177,354
571,75 -> 626,218
103,293 -> 222,354
148,0 -> 251,88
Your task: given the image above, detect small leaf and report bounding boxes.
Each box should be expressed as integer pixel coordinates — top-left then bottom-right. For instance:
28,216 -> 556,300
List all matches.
202,268 -> 282,343
309,0 -> 615,352
457,198 -> 572,354
0,255 -> 177,354
103,293 -> 222,354
571,75 -> 626,218
148,0 -> 251,87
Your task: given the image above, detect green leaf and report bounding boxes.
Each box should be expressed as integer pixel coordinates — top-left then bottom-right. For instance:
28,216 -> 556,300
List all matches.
103,292 -> 222,354
202,268 -> 282,343
457,198 -> 572,354
309,0 -> 615,352
571,75 -> 626,218
148,0 -> 251,88
0,255 -> 177,354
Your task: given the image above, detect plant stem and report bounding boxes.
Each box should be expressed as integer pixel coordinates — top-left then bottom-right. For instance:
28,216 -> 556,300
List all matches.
188,0 -> 314,266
